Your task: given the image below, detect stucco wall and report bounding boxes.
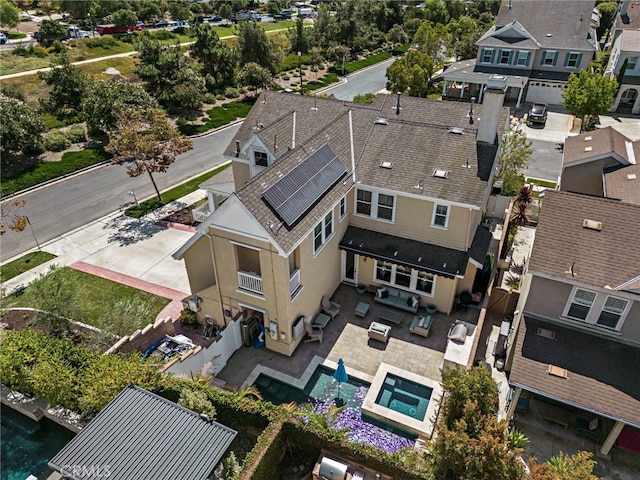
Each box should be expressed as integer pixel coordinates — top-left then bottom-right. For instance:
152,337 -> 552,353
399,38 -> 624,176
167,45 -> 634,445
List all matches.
561,158 -> 618,196
183,236 -> 216,294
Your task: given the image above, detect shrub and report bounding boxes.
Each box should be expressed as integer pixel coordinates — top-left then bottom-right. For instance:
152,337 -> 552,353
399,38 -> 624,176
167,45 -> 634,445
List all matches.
150,30 -> 177,41
66,124 -> 86,143
12,44 -> 48,58
1,84 -> 26,102
49,40 -> 66,54
178,309 -> 198,328
178,389 -> 217,419
215,94 -> 225,101
85,36 -> 118,49
281,74 -> 290,80
224,87 -> 240,98
203,92 -> 217,104
44,130 -> 72,152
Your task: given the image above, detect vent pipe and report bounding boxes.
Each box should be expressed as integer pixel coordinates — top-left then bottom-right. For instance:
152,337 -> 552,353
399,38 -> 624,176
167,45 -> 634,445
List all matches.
469,97 -> 475,124
292,110 -> 296,149
235,141 -> 240,157
396,92 -> 401,115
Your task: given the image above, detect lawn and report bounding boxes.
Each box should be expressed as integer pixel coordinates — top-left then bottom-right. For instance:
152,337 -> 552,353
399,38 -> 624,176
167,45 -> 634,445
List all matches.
2,267 -> 169,334
125,162 -> 231,218
0,251 -> 57,282
1,148 -> 112,198
176,98 -> 254,136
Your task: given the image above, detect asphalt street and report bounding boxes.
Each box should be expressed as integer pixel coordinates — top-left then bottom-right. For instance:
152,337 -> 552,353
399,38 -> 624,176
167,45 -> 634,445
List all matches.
320,57 -> 394,101
0,124 -> 240,262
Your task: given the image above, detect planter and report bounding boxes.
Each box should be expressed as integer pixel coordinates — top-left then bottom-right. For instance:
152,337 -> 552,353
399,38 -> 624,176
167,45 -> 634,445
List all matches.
356,284 -> 367,295
426,304 -> 437,316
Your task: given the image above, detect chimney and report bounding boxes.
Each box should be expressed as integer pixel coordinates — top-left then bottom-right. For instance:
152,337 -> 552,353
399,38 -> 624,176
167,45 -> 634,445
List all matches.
621,0 -> 631,17
477,75 -> 507,144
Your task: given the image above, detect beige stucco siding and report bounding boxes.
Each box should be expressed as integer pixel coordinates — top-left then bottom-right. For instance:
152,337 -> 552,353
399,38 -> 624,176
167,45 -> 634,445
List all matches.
183,236 -> 216,294
231,161 -> 250,189
620,302 -> 640,343
524,275 -> 574,318
561,158 -> 619,196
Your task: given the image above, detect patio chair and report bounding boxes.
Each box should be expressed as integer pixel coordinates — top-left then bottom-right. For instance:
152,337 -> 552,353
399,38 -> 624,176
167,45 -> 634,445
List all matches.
321,295 -> 340,320
304,318 -> 323,343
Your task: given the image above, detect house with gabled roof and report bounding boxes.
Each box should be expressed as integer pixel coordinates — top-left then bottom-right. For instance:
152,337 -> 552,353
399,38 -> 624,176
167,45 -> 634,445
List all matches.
174,78 -> 509,357
441,0 -> 598,107
505,190 -> 640,456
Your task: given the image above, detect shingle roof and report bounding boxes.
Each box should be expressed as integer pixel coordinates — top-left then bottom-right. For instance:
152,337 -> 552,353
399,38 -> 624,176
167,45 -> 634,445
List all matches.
528,190 -> 640,288
563,126 -> 636,166
49,385 -> 237,480
604,164 -> 640,205
620,29 -> 640,52
229,92 -> 506,254
510,316 -> 640,428
476,20 -> 540,49
493,0 -> 597,50
615,1 -> 640,30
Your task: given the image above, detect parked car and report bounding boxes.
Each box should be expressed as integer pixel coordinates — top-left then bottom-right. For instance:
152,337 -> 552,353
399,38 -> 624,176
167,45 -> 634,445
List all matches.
0,32 -> 8,44
528,103 -> 548,125
274,10 -> 292,21
153,19 -> 169,28
236,11 -> 261,22
208,15 -> 223,22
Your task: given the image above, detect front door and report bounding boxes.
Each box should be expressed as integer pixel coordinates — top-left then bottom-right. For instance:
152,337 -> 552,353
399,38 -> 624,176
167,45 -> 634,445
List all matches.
341,251 -> 357,284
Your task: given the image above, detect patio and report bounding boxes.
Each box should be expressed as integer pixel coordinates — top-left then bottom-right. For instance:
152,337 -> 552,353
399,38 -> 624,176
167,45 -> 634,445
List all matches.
215,283 -> 481,390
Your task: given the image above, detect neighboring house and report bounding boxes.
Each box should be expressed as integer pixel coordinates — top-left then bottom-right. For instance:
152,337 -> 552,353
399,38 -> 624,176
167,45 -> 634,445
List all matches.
441,0 -> 598,107
173,77 -> 510,357
560,126 -> 639,197
505,190 -> 640,456
606,29 -> 640,114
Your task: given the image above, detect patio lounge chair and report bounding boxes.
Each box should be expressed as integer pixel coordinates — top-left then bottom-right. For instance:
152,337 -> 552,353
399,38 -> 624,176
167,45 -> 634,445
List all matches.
305,318 -> 323,343
321,295 -> 340,320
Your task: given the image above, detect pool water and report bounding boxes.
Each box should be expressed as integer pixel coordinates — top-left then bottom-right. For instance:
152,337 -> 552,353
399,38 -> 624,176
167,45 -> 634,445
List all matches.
254,365 -> 370,408
1,404 -> 75,480
374,373 -> 432,421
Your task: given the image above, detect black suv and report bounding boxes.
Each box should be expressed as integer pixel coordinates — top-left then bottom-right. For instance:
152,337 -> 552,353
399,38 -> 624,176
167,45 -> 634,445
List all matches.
528,103 -> 548,126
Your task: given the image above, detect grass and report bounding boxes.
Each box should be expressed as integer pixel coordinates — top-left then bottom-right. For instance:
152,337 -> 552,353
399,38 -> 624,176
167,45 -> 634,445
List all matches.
7,32 -> 27,40
2,267 -> 169,333
0,251 -> 57,282
0,52 -> 50,76
125,162 -> 231,218
176,98 -> 255,136
332,51 -> 393,75
304,73 -> 339,92
525,177 -> 557,189
0,147 -> 112,198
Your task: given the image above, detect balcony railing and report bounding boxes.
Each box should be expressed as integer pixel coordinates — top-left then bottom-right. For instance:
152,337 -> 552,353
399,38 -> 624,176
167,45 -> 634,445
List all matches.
290,269 -> 301,297
237,271 -> 263,295
191,203 -> 211,223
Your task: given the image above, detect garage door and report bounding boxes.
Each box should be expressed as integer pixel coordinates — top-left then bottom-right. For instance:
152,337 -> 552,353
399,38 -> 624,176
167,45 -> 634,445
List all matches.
525,81 -> 565,105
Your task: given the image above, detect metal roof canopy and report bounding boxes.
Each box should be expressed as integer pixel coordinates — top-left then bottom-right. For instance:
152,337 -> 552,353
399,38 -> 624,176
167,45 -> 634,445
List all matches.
49,385 -> 237,480
262,143 -> 347,228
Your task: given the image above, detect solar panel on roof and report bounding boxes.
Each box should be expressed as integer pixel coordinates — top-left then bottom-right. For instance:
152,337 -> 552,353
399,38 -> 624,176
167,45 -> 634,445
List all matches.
262,144 -> 347,228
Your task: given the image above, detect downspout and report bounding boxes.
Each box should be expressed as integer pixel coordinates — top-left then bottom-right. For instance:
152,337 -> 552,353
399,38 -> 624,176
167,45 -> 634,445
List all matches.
292,111 -> 296,149
349,110 -> 356,183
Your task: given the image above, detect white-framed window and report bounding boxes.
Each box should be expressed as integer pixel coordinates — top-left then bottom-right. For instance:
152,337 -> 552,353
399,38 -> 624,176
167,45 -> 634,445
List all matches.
339,196 -> 347,220
355,188 -> 395,222
253,150 -> 268,167
431,203 -> 449,228
564,52 -> 582,68
516,51 -> 530,66
542,50 -> 557,66
313,211 -> 333,254
627,56 -> 638,70
499,49 -> 512,65
567,289 -> 595,320
374,261 -> 436,295
481,48 -> 494,64
597,297 -> 628,329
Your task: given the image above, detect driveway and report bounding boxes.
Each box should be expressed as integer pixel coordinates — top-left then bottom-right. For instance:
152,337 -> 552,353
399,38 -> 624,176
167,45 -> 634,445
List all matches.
514,104 -> 574,144
597,114 -> 640,141
525,140 -> 564,184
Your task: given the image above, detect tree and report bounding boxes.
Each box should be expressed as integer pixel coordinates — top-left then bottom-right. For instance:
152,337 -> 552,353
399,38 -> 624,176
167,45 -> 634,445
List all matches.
387,24 -> 409,50
218,3 -> 232,21
287,17 -> 310,54
447,16 -> 484,60
190,24 -> 237,89
0,96 -> 45,154
0,199 -> 27,235
38,51 -> 89,113
236,21 -> 279,72
496,119 -> 533,195
36,19 -> 67,45
168,1 -> 191,22
106,108 -> 193,201
562,70 -> 618,131
386,50 -> 434,97
596,1 -> 617,38
529,451 -> 600,480
219,452 -> 241,480
81,80 -> 158,137
413,20 -> 447,62
111,8 -> 138,27
237,62 -> 276,95
0,0 -> 20,29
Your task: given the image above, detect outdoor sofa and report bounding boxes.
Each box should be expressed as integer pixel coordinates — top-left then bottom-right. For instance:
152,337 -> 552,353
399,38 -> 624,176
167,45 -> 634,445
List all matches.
373,285 -> 420,314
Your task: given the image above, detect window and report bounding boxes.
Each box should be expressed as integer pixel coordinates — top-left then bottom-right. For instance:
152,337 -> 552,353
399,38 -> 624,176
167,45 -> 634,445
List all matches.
339,196 -> 347,220
516,51 -> 530,66
313,211 -> 333,254
542,50 -> 557,66
481,48 -> 494,64
627,56 -> 638,70
567,289 -> 595,320
432,204 -> 449,228
355,189 -> 395,221
356,189 -> 372,215
597,297 -> 628,329
254,151 -> 268,167
564,52 -> 582,68
374,261 -> 436,295
499,50 -> 512,65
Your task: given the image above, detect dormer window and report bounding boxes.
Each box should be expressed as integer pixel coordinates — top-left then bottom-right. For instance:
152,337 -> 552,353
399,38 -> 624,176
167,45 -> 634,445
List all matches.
499,50 -> 512,65
515,51 -> 530,66
254,151 -> 268,167
481,48 -> 494,64
564,52 -> 582,69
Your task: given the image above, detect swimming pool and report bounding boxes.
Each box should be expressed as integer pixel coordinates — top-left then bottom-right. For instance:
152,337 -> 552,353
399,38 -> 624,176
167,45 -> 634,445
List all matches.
374,373 -> 432,421
1,404 -> 75,480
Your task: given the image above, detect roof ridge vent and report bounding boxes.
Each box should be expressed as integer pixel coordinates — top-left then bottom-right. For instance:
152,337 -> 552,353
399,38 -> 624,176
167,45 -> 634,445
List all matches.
449,127 -> 465,134
583,219 -> 602,231
380,161 -> 393,169
536,327 -> 556,340
547,364 -> 568,378
433,169 -> 448,178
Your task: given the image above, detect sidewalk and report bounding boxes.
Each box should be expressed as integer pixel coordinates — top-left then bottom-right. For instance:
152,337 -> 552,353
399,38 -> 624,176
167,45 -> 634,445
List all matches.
1,191 -> 207,317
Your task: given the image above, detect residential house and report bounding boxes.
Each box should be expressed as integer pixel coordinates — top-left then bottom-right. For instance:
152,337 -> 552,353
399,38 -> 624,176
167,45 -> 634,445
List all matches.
173,77 -> 510,357
560,126 -> 639,198
441,0 -> 598,107
606,29 -> 640,114
505,190 -> 640,456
